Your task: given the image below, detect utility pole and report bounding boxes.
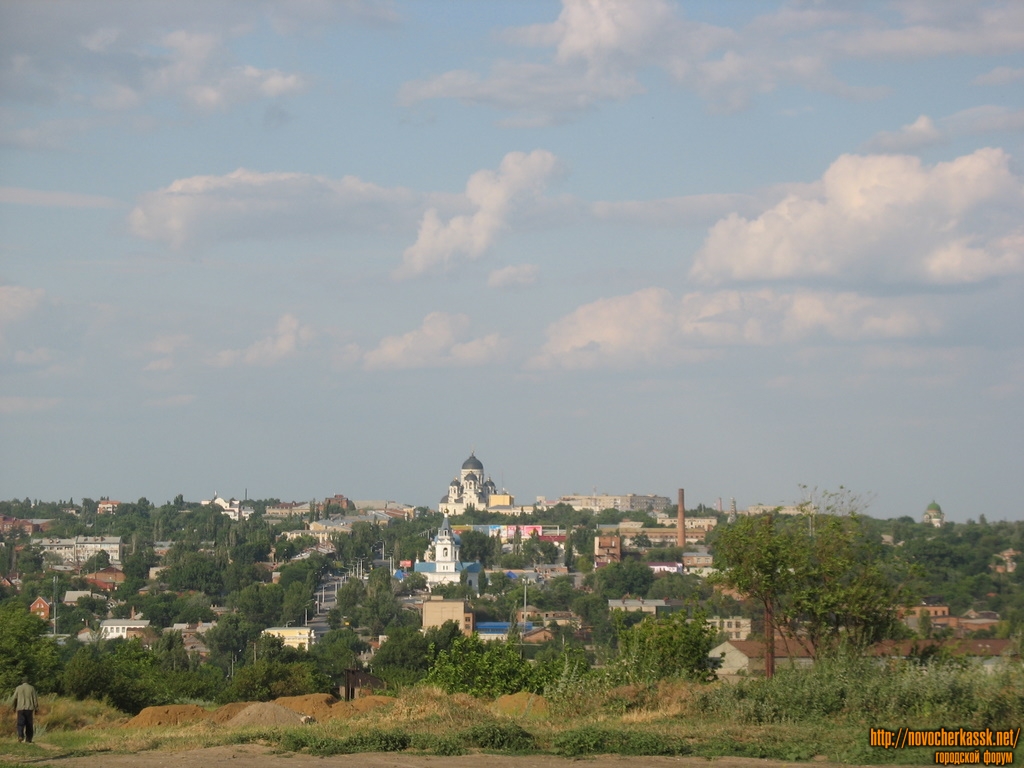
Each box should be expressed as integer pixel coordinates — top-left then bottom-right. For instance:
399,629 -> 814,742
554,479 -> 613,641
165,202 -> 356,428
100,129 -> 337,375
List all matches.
52,574 -> 58,636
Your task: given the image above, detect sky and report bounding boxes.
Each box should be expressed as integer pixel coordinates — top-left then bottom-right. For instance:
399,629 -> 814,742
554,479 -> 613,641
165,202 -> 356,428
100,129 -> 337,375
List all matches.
1,1 -> 1022,522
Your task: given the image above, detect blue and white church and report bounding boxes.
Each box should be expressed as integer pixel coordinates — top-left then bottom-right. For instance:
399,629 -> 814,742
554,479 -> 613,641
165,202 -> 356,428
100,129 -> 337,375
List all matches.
413,515 -> 482,591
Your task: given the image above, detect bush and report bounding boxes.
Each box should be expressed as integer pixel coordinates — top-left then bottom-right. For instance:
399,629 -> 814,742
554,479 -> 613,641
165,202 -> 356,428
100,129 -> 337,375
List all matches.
554,725 -> 689,757
280,728 -> 411,756
462,721 -> 536,752
698,656 -> 1024,726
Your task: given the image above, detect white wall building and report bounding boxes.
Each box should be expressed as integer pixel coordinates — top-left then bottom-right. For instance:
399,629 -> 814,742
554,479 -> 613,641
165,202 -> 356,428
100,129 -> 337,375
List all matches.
36,536 -> 123,566
439,453 -> 509,515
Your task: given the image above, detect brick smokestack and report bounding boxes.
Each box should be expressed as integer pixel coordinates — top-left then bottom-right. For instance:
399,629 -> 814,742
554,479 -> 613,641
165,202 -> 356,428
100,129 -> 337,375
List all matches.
676,488 -> 685,548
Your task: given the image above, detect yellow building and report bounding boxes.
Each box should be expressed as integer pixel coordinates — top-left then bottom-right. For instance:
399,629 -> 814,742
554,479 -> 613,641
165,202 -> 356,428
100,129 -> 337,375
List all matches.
421,597 -> 475,636
262,626 -> 316,650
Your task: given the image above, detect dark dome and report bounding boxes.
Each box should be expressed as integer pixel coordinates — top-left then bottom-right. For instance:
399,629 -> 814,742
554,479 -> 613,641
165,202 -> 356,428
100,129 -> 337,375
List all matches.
462,453 -> 483,471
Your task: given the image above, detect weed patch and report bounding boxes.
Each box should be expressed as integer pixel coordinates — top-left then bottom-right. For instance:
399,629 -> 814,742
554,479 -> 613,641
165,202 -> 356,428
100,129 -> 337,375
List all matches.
554,725 -> 690,757
462,721 -> 536,752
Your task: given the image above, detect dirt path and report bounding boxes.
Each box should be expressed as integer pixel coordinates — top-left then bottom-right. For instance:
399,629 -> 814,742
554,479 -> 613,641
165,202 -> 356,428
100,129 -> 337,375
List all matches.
31,743 -> 854,768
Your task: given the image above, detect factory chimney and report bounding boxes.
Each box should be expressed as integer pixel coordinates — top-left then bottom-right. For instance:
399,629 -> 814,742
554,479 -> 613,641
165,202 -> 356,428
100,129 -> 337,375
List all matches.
676,488 -> 685,548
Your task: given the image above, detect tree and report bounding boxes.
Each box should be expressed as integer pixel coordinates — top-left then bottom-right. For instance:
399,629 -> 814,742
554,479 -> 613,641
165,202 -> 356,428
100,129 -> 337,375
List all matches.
424,634 -> 538,697
0,604 -> 61,693
611,609 -> 718,683
711,513 -> 800,678
713,501 -> 908,677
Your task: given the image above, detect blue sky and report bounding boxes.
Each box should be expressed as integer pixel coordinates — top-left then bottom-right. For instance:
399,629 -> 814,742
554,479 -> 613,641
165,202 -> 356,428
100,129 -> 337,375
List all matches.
1,1 -> 1022,521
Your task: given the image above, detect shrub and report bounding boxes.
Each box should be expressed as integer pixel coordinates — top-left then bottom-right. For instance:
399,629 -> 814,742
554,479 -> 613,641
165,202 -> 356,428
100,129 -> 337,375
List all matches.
462,721 -> 536,752
554,725 -> 689,757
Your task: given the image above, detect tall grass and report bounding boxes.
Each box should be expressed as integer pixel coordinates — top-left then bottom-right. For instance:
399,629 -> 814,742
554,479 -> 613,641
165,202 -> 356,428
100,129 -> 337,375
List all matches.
699,656 -> 1024,727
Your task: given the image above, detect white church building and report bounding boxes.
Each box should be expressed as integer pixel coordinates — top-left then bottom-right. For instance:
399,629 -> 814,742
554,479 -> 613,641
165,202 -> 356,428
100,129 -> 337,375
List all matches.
413,516 -> 482,591
439,452 -> 514,515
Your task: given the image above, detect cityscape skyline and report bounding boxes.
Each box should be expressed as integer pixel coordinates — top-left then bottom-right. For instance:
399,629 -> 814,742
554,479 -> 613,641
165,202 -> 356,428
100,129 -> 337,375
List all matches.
1,2 -> 1022,523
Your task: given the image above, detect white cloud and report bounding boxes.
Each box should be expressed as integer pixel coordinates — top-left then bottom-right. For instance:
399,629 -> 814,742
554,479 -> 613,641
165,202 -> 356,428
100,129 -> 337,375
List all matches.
144,334 -> 190,372
128,168 -> 418,247
488,264 -> 539,289
211,314 -> 313,367
973,66 -> 1024,86
691,148 -> 1024,285
862,115 -> 941,152
362,312 -> 504,370
0,186 -> 121,208
863,106 -> 1024,153
530,287 -> 941,370
394,150 -> 560,279
0,4 -> 312,142
400,2 -> 1024,120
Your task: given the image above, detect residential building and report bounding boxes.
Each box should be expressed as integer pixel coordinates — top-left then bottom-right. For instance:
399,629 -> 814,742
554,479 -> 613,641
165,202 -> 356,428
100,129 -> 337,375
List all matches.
608,598 -> 668,616
553,493 -> 671,512
35,536 -> 123,566
712,639 -> 814,675
708,616 -> 751,640
262,626 -> 315,650
594,534 -> 621,566
421,597 -> 475,636
203,495 -> 255,521
97,500 -> 122,515
63,590 -> 105,605
99,619 -> 151,641
516,605 -> 577,628
30,596 -> 51,621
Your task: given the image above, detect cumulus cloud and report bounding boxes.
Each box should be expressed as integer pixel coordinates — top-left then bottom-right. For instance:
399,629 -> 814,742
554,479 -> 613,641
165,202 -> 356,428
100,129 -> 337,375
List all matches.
362,312 -> 504,370
691,148 -> 1024,285
530,287 -> 940,369
211,314 -> 313,367
399,1 -> 1022,120
488,264 -> 539,289
863,106 -> 1024,152
394,150 -> 559,279
0,4 -> 314,145
862,115 -> 942,152
129,168 -> 418,247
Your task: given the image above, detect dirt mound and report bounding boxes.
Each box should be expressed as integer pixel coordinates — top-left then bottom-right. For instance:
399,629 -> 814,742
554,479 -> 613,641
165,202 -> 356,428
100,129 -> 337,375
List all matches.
318,700 -> 356,721
350,695 -> 396,714
492,692 -> 548,718
226,702 -> 307,728
273,693 -> 339,721
209,701 -> 257,724
125,705 -> 210,728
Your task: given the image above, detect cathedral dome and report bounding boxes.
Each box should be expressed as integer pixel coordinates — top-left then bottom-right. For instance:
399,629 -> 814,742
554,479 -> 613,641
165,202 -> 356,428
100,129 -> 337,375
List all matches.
462,453 -> 484,471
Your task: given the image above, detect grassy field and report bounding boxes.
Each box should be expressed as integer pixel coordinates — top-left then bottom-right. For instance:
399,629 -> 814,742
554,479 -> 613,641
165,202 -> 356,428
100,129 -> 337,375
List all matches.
1,658 -> 1021,765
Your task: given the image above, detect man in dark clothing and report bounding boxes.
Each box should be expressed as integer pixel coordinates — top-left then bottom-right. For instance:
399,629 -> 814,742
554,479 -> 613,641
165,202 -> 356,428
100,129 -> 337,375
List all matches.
9,677 -> 38,743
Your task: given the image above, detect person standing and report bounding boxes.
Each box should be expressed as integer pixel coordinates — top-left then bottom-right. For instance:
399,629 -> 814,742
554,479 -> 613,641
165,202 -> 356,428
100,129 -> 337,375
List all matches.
9,677 -> 38,744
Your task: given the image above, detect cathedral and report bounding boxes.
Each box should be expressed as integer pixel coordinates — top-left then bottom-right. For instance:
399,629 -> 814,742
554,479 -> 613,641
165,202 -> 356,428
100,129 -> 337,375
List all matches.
439,452 -> 500,515
413,515 -> 482,590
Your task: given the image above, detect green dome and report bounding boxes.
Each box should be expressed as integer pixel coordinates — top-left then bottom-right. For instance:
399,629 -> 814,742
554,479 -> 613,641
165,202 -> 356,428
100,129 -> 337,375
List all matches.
926,501 -> 942,512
